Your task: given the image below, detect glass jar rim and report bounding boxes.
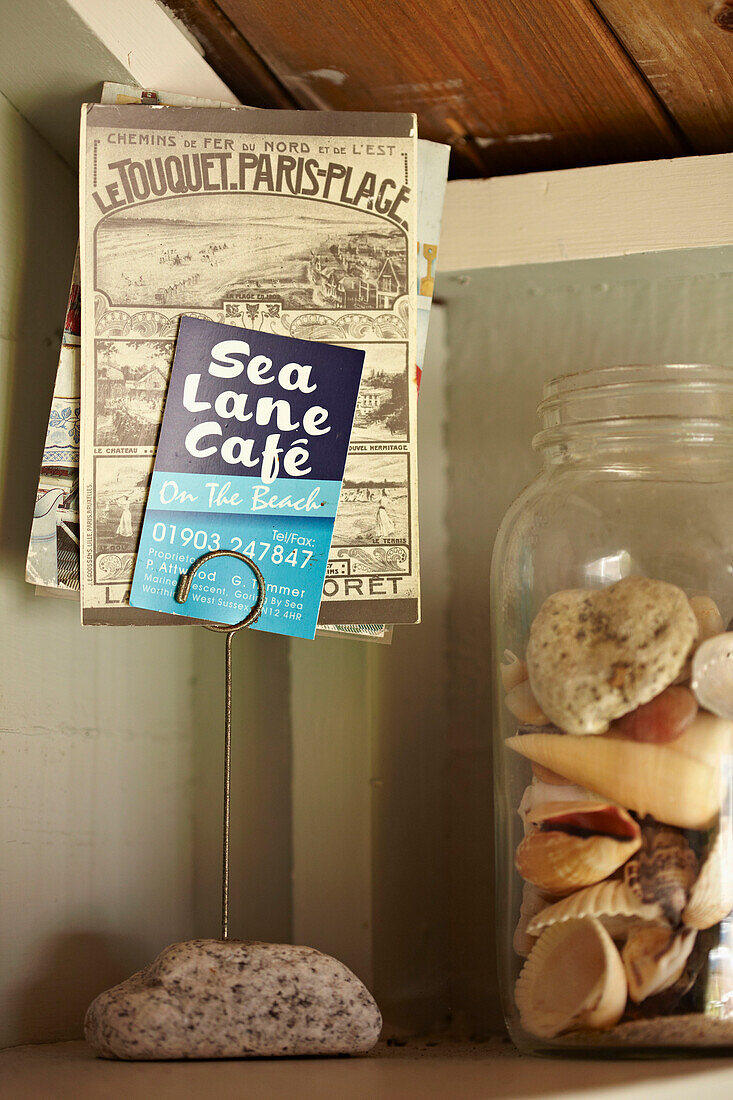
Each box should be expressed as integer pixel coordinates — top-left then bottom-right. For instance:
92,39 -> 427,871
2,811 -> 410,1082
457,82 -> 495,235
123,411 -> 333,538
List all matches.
534,364 -> 733,453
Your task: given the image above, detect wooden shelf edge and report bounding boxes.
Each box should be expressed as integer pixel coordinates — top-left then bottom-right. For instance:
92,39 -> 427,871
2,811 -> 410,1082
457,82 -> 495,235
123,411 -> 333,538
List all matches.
439,153 -> 733,273
3,1037 -> 733,1100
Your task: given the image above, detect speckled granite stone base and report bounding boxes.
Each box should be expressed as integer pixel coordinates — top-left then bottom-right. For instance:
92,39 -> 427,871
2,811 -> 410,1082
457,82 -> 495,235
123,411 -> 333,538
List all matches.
84,939 -> 382,1060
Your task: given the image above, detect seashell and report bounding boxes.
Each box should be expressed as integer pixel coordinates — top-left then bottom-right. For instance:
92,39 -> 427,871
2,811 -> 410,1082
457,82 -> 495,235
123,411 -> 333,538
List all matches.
624,824 -> 698,926
500,649 -> 529,692
506,712 -> 733,830
526,577 -> 698,735
692,633 -> 733,720
518,779 -> 600,835
613,686 -> 697,744
515,801 -> 641,895
623,953 -> 700,1018
689,595 -> 725,642
622,925 -> 697,1002
531,761 -> 575,785
516,723 -> 562,736
513,882 -> 550,958
515,918 -> 627,1038
505,681 -> 549,725
527,879 -> 665,939
682,829 -> 733,929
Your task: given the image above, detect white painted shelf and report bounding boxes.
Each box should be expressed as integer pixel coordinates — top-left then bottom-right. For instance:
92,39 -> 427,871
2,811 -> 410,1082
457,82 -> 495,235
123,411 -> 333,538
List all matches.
3,1039 -> 733,1099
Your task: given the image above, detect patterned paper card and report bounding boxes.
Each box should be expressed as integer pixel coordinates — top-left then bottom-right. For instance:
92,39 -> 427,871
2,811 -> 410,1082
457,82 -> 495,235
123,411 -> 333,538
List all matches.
129,316 -> 363,639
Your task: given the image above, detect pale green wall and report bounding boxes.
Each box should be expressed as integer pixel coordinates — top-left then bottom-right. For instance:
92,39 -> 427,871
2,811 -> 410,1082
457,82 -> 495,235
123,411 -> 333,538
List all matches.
440,249 -> 733,1035
0,91 -> 197,1047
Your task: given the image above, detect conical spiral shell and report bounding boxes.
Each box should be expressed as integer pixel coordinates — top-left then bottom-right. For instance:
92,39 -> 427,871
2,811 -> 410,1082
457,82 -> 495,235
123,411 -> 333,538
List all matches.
506,713 -> 733,830
624,825 -> 698,926
692,633 -> 733,720
515,918 -> 627,1039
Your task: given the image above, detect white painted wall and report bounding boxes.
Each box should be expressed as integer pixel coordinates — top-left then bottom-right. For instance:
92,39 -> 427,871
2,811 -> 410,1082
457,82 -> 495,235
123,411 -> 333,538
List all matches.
0,89 -> 198,1047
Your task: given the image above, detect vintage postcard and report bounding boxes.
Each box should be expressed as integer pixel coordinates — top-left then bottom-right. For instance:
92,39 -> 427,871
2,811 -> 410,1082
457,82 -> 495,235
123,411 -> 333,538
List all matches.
26,82 -> 235,597
317,135 -> 450,641
36,87 -> 447,633
129,317 -> 363,638
79,103 -> 419,625
25,251 -> 81,590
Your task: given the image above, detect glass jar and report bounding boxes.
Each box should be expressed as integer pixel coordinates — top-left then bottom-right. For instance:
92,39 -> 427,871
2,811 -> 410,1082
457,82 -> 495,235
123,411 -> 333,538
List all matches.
491,364 -> 733,1054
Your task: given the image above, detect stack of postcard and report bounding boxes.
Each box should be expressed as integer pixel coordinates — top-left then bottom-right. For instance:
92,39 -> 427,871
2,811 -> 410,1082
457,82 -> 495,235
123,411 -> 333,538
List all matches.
26,83 -> 450,642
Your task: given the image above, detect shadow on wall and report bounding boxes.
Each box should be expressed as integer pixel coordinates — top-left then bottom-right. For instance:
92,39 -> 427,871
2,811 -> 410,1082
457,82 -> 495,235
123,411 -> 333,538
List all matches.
9,931 -> 145,1045
0,99 -> 77,570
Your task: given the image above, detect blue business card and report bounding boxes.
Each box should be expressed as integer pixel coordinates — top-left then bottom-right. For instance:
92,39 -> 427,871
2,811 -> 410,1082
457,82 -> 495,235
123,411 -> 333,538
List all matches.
129,316 -> 364,639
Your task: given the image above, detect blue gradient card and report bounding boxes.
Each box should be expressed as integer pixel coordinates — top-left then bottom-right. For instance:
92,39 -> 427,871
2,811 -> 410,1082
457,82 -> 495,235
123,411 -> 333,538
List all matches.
129,316 -> 364,638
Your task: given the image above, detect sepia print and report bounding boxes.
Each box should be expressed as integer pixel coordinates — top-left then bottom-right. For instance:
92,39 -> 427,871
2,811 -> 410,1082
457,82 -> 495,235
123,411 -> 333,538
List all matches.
80,104 -> 420,625
347,344 -> 409,443
93,454 -> 153,566
96,198 -> 407,313
95,339 -> 173,447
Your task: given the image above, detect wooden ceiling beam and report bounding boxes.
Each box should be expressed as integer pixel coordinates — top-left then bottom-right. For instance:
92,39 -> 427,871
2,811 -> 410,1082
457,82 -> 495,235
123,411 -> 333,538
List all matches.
162,0 -> 297,108
593,0 -> 733,152
164,0 -> 689,176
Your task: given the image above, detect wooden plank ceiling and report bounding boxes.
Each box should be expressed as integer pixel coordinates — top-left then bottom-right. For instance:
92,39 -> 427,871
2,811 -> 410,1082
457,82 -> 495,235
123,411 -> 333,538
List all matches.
165,0 -> 733,177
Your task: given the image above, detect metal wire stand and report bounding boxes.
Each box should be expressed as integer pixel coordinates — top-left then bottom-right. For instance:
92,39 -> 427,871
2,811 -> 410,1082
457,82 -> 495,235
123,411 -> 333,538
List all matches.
176,549 -> 266,941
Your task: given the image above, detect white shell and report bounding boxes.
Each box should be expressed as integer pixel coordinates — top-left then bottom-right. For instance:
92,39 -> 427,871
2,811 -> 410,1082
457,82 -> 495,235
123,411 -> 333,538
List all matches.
513,882 -> 549,958
622,926 -> 697,1003
501,649 -> 529,692
683,829 -> 733,930
515,918 -> 627,1039
505,681 -> 549,725
518,779 -> 598,836
527,880 -> 665,939
692,633 -> 733,719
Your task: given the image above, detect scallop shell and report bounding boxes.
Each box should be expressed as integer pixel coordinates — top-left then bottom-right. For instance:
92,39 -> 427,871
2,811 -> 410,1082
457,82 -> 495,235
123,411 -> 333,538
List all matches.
527,880 -> 665,939
515,918 -> 627,1038
513,882 -> 550,958
505,681 -> 549,725
624,824 -> 698,926
506,712 -> 733,830
500,649 -> 528,692
682,829 -> 733,929
515,801 -> 641,895
692,633 -> 733,719
622,925 -> 697,1003
526,578 -> 698,736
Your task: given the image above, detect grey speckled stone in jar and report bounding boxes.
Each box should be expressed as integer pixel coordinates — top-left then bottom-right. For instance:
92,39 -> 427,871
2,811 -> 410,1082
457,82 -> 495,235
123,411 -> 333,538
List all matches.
84,939 -> 382,1060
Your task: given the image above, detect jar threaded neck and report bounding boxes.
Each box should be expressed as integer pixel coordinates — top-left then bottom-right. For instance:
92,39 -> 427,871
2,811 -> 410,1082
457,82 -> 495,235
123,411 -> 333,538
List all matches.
533,364 -> 733,456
